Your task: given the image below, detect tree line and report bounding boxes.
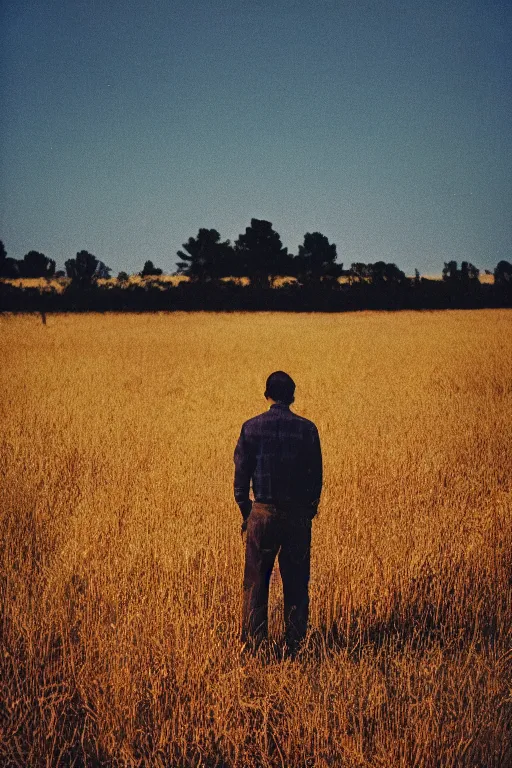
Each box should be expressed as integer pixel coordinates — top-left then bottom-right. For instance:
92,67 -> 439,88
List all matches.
0,221 -> 344,285
1,219 -> 511,312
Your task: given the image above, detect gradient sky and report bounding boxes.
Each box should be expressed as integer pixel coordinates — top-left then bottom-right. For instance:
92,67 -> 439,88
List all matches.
1,0 -> 511,275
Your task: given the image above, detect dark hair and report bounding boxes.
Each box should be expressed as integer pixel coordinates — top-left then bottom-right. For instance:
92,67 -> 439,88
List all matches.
265,371 -> 295,405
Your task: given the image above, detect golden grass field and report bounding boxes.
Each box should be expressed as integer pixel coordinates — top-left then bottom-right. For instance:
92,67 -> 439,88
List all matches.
1,310 -> 511,767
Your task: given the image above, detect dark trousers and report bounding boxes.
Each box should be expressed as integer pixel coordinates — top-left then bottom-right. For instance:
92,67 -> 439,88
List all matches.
241,501 -> 312,652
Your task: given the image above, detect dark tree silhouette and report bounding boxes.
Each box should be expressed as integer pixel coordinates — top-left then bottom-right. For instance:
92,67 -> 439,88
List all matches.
460,261 -> 479,283
369,261 -> 406,284
442,260 -> 458,282
494,260 -> 512,286
348,262 -> 406,289
2,260 -> 20,278
140,260 -> 163,277
349,263 -> 372,283
0,241 -> 20,278
235,219 -> 291,288
96,262 -> 111,279
117,271 -> 130,282
176,229 -> 233,281
65,251 -> 111,287
0,241 -> 6,273
20,251 -> 56,278
442,260 -> 479,283
295,232 -> 341,283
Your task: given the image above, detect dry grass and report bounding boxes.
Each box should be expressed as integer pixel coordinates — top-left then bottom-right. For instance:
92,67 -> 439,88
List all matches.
1,271 -> 496,291
1,275 -> 190,291
1,310 -> 511,767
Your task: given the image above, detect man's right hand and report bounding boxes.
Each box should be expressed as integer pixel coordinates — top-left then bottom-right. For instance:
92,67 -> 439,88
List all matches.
238,499 -> 253,519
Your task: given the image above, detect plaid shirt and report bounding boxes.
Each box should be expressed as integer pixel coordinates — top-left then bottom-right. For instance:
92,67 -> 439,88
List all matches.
234,403 -> 323,519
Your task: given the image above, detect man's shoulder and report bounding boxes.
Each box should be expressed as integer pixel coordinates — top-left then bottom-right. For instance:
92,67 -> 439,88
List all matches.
289,412 -> 319,435
242,409 -> 318,433
241,411 -> 269,430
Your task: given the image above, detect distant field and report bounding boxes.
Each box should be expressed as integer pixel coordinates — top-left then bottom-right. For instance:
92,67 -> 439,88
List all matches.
1,271 -> 496,292
1,311 -> 511,767
1,274 -> 191,292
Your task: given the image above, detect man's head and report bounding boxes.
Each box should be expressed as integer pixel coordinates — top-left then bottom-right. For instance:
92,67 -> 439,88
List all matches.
264,371 -> 295,405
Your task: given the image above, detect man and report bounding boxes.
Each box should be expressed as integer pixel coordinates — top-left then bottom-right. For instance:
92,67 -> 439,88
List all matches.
234,371 -> 323,658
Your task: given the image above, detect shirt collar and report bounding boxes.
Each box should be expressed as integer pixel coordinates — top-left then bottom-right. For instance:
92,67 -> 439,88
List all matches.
270,403 -> 290,410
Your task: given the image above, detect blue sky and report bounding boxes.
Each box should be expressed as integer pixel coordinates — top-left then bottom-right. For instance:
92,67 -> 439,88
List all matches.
1,0 -> 511,275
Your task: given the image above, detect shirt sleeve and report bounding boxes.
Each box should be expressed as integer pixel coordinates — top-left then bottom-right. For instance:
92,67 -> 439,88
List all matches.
307,425 -> 323,512
234,424 -> 255,518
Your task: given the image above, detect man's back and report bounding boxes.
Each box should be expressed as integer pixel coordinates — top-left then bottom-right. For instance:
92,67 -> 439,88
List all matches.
234,402 -> 322,513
